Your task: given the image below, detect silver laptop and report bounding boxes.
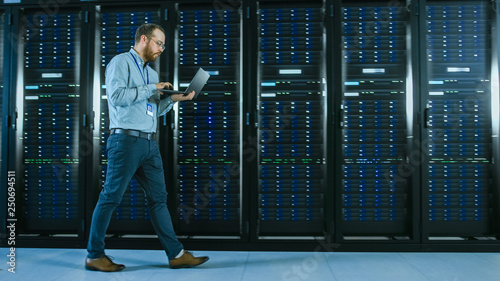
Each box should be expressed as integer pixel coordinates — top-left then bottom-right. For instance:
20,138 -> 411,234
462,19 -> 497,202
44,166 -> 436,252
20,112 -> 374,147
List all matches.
160,68 -> 210,99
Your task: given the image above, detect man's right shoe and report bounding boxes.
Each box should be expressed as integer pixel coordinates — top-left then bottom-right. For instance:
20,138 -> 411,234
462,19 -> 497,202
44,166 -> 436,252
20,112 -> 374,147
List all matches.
169,251 -> 209,269
85,255 -> 126,272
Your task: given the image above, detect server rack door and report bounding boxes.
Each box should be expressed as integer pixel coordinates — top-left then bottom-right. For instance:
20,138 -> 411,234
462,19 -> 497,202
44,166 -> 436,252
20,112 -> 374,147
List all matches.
422,0 -> 496,238
256,2 -> 327,236
174,3 -> 242,236
338,1 -> 413,238
93,6 -> 161,234
14,8 -> 83,233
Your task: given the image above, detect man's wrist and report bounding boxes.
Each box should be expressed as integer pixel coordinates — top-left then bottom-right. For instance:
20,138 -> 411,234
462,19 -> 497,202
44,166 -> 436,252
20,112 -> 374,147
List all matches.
149,84 -> 158,93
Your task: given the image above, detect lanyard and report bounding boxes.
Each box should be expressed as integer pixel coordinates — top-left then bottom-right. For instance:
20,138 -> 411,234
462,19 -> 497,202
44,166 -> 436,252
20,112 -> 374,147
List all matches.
129,52 -> 149,85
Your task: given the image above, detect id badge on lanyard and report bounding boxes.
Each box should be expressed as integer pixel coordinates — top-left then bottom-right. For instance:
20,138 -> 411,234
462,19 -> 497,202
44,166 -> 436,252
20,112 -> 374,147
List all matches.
147,103 -> 154,116
130,52 -> 154,117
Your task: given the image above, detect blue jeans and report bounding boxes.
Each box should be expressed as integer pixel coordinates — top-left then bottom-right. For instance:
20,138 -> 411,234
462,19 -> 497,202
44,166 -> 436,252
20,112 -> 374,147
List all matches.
87,133 -> 183,260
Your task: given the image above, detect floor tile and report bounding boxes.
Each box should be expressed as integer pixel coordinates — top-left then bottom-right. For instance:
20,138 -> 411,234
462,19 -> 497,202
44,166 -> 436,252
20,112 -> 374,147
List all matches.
241,251 -> 335,281
400,253 -> 500,281
326,253 -> 432,281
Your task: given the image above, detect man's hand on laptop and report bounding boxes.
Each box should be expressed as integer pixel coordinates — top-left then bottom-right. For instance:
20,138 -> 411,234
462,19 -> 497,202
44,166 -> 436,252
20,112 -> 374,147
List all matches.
171,91 -> 195,102
155,82 -> 194,101
156,82 -> 173,95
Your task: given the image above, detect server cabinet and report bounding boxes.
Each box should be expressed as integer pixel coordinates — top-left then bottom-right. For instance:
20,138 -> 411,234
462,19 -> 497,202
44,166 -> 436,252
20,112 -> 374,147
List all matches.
92,6 -> 162,234
422,0 -> 499,238
173,3 -> 242,236
256,2 -> 327,236
337,1 -> 415,239
13,8 -> 85,234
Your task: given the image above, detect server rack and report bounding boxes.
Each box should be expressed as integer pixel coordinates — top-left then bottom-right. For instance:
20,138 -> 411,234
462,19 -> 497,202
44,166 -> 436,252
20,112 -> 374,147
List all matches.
256,2 -> 327,237
91,6 -> 162,234
174,3 -> 242,236
337,0 -> 416,240
494,0 -> 500,242
13,7 -> 85,235
421,0 -> 500,239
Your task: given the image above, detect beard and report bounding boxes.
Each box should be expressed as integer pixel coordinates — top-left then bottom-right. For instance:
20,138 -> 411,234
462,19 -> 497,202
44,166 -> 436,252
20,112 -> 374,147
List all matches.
144,45 -> 161,63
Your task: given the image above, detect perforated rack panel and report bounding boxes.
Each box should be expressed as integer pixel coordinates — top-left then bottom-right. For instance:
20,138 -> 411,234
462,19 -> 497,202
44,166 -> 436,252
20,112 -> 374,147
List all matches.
340,2 -> 412,235
424,1 -> 494,236
175,5 -> 241,234
257,4 -> 326,235
20,10 -> 82,231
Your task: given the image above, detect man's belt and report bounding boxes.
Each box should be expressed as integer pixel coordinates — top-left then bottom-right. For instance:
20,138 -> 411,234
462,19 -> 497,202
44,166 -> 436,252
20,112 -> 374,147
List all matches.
111,128 -> 156,140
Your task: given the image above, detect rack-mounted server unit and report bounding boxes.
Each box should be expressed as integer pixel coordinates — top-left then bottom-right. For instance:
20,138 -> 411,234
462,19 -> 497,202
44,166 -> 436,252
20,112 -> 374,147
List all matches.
174,4 -> 242,235
422,0 -> 497,238
15,9 -> 83,234
257,3 -> 326,236
338,1 -> 414,238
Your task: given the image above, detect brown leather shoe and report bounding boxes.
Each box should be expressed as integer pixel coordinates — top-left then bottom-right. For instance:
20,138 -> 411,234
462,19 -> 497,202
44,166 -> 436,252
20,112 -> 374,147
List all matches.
85,255 -> 125,272
169,251 -> 209,269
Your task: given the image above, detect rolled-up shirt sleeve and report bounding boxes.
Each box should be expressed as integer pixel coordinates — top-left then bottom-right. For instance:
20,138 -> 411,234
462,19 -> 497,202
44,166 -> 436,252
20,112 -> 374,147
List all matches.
106,57 -> 157,107
158,96 -> 176,116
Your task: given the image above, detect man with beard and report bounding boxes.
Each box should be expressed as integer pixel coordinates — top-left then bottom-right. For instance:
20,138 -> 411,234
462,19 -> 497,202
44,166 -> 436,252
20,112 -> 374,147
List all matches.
85,23 -> 209,272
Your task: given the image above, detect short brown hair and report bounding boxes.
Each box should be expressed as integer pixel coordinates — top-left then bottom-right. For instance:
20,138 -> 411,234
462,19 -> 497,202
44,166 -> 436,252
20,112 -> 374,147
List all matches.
134,23 -> 165,44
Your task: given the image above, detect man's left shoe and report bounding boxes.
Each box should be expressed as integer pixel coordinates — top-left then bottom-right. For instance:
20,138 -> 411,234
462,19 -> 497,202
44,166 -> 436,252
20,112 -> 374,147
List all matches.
85,255 -> 126,272
169,251 -> 209,269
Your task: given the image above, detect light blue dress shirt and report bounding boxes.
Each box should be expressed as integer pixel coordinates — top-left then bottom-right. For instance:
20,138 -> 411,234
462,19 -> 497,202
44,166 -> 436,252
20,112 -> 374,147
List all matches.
105,48 -> 175,133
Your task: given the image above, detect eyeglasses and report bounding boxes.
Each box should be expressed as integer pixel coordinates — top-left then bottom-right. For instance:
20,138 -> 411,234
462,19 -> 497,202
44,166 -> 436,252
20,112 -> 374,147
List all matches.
148,37 -> 165,51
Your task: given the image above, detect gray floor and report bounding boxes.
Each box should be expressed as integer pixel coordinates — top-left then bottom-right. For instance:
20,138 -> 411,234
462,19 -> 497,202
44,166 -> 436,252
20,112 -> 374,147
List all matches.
1,247 -> 500,281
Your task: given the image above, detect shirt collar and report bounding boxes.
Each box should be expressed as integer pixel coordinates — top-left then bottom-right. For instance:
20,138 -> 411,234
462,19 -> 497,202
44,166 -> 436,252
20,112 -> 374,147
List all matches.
129,48 -> 148,68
